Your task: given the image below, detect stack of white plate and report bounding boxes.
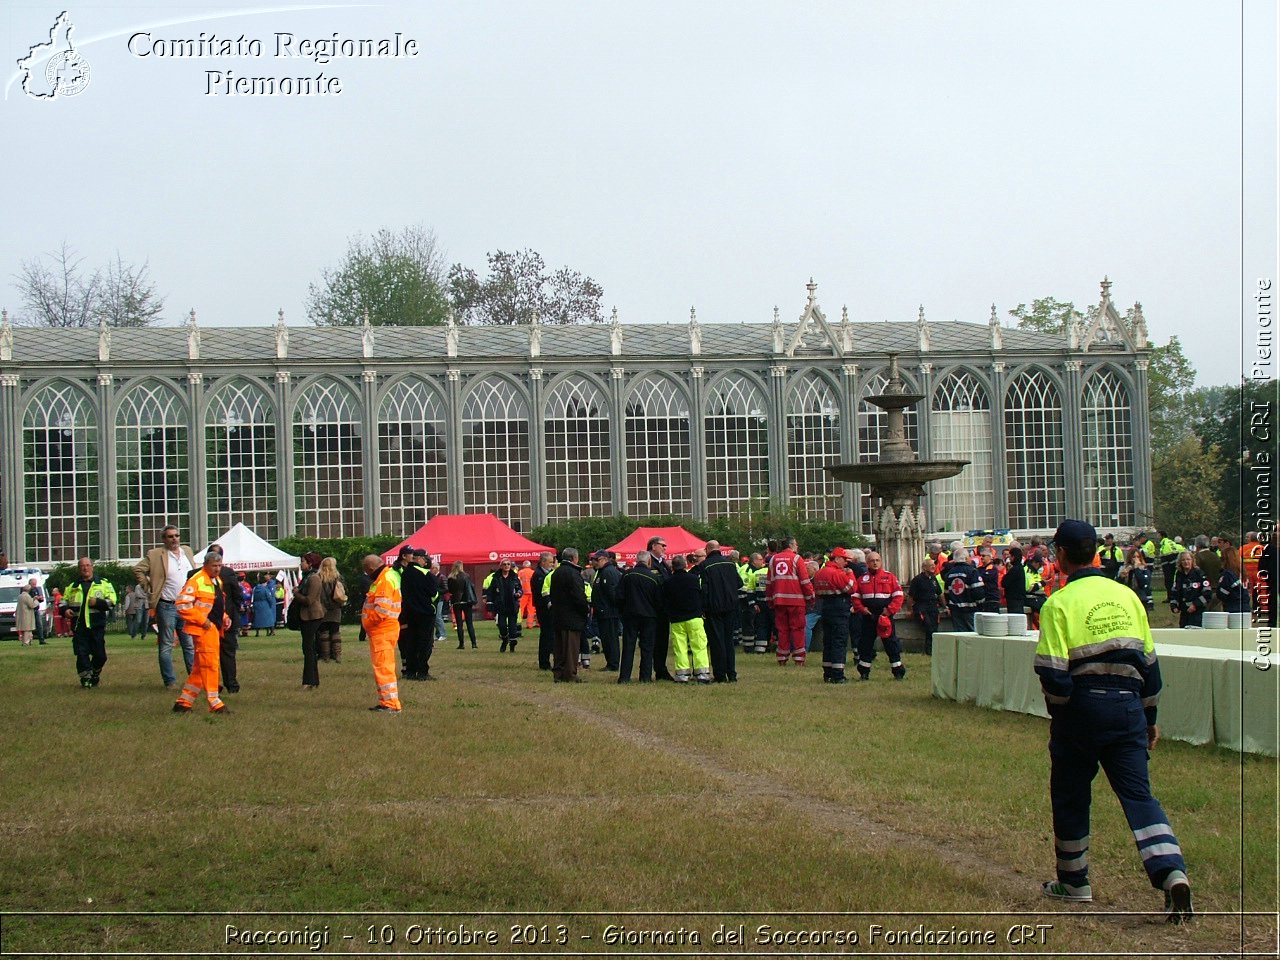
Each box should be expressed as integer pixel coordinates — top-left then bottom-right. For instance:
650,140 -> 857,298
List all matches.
1227,612 -> 1252,630
1202,611 -> 1230,630
975,612 -> 1008,637
1005,613 -> 1028,636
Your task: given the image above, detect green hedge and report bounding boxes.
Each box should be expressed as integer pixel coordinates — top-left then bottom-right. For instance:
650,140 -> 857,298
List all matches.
529,505 -> 868,561
44,560 -> 138,603
277,535 -> 401,624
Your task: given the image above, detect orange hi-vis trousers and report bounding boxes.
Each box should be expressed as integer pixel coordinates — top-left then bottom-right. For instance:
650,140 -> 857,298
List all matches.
175,627 -> 224,712
368,623 -> 402,710
519,592 -> 538,626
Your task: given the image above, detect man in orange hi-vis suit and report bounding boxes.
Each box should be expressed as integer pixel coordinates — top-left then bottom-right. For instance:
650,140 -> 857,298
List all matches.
517,560 -> 538,628
1242,532 -> 1264,596
362,554 -> 403,713
173,551 -> 231,714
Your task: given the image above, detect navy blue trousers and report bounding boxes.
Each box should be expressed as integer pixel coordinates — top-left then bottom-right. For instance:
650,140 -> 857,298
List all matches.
1049,687 -> 1186,890
819,602 -> 850,675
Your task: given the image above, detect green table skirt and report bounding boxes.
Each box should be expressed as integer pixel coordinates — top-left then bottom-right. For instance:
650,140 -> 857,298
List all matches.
931,629 -> 1277,755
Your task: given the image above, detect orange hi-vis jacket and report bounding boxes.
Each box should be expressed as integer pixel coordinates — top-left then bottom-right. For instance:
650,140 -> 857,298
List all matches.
362,565 -> 403,632
363,564 -> 403,711
176,569 -> 220,643
174,569 -> 224,711
1243,541 -> 1264,586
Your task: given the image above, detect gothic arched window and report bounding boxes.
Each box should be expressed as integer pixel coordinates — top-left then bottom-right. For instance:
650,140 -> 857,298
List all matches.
205,380 -> 278,541
625,374 -> 692,517
462,378 -> 531,530
705,375 -> 769,518
1005,369 -> 1066,529
929,371 -> 993,531
1081,369 -> 1135,526
293,378 -> 364,538
116,382 -> 188,558
544,376 -> 612,521
787,374 -> 843,521
23,382 -> 99,561
378,378 -> 448,533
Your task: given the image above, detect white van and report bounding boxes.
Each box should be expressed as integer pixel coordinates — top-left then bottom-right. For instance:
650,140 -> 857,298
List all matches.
0,569 -> 50,639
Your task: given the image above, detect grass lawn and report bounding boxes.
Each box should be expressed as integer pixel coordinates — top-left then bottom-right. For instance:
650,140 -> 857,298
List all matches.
0,615 -> 1274,957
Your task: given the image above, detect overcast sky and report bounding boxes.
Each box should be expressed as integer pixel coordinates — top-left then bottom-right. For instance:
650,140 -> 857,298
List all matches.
2,0 -> 1275,387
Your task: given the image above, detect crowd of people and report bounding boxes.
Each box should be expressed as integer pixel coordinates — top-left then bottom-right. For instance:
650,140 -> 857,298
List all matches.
370,534 -> 915,689
14,516 -> 1256,923
12,520 -> 1275,715
900,528 -> 1275,652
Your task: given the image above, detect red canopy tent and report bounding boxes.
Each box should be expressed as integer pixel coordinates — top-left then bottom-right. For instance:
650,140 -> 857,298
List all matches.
606,526 -> 709,564
382,513 -> 551,565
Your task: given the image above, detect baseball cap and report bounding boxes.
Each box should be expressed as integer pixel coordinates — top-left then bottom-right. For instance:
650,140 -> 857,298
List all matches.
397,545 -> 415,559
1053,519 -> 1097,552
411,546 -> 429,557
830,547 -> 852,560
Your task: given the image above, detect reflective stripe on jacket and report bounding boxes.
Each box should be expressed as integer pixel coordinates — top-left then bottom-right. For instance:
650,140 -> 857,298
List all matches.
176,570 -> 218,635
1034,567 -> 1160,721
362,565 -> 403,630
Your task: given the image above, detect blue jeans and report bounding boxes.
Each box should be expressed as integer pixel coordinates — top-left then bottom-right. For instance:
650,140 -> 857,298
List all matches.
805,610 -> 821,651
434,600 -> 448,641
156,601 -> 194,686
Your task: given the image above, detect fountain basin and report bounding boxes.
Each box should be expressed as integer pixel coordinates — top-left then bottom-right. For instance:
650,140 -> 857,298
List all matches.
828,460 -> 969,488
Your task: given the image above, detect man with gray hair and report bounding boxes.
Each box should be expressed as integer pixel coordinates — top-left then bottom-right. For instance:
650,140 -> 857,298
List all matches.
549,547 -> 589,683
941,546 -> 984,633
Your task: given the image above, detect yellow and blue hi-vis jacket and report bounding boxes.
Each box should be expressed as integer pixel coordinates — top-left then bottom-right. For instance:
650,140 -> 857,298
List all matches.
1034,567 -> 1162,724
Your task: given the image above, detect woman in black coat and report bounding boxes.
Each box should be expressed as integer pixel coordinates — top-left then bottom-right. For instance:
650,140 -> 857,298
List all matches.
1002,547 -> 1026,616
447,560 -> 479,649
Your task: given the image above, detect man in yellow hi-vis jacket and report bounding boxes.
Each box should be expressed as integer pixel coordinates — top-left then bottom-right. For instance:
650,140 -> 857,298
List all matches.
62,556 -> 118,688
173,552 -> 230,714
362,554 -> 403,713
1035,519 -> 1192,923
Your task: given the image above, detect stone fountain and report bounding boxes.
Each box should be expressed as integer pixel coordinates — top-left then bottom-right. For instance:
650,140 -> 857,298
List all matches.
826,353 -> 968,585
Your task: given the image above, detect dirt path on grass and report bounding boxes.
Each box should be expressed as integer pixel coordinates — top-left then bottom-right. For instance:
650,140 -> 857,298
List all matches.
473,673 -> 1257,955
475,673 -> 1033,894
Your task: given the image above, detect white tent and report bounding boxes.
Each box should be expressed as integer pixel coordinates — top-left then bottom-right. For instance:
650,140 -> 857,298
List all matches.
192,523 -> 300,572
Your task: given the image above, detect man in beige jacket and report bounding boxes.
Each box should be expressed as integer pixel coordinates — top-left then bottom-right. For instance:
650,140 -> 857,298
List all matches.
133,525 -> 197,687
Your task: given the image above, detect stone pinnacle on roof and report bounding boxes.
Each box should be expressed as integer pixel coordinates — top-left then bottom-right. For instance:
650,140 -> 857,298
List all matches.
185,308 -> 200,361
916,304 -> 929,352
0,309 -> 11,362
806,277 -> 817,305
445,307 -> 458,358
362,310 -> 375,359
528,310 -> 542,358
97,312 -> 111,362
989,303 -> 1003,351
274,307 -> 288,359
688,306 -> 701,355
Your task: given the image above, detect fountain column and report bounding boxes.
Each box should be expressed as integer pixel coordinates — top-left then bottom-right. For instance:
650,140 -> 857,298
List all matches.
827,353 -> 969,588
